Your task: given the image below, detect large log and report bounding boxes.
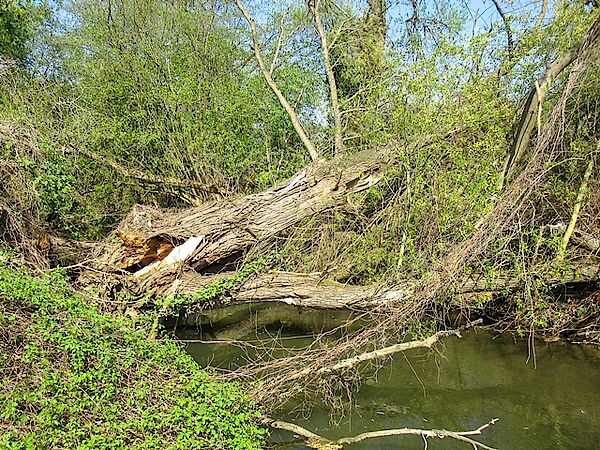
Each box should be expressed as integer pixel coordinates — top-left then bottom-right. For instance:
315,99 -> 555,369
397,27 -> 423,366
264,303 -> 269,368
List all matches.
95,149 -> 388,277
168,261 -> 600,313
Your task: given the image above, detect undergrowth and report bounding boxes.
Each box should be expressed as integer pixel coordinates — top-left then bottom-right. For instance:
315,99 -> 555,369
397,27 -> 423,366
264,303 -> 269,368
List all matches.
0,257 -> 267,449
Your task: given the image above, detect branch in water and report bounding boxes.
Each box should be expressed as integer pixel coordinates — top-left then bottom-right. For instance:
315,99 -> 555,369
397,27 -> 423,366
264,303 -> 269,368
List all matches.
265,417 -> 499,449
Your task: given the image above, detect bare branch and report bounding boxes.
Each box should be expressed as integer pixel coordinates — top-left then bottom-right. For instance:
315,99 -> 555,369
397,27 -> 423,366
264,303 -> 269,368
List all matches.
269,10 -> 288,76
233,0 -> 320,162
490,0 -> 514,57
263,416 -> 499,450
320,327 -> 465,373
498,16 -> 600,189
308,0 -> 345,156
256,324 -> 477,386
534,0 -> 548,31
64,146 -> 225,196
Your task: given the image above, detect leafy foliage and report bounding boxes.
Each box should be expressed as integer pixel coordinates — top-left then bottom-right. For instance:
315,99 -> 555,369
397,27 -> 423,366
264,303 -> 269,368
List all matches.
0,260 -> 267,449
0,0 -> 599,344
0,0 -> 47,62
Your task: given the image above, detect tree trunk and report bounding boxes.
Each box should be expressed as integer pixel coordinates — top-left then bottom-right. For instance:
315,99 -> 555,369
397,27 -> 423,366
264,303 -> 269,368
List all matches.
171,261 -> 600,310
83,149 -> 389,294
310,0 -> 345,156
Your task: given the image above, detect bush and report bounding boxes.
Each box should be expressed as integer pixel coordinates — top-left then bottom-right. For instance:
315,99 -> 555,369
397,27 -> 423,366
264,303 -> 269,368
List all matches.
0,260 -> 266,449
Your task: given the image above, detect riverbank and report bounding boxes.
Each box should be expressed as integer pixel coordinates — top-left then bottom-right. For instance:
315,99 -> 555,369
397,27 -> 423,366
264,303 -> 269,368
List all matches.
2,253 -> 599,449
0,259 -> 266,449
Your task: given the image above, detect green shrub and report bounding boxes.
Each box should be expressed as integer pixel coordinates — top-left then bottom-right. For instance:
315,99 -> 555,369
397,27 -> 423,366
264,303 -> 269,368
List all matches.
0,262 -> 267,449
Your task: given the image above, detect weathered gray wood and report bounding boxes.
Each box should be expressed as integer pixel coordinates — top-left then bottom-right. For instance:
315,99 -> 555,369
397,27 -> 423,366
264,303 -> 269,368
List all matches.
161,262 -> 600,311
84,149 -> 389,295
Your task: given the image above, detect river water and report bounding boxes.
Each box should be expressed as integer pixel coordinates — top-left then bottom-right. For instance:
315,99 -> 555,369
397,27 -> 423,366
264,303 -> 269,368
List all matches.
184,329 -> 600,449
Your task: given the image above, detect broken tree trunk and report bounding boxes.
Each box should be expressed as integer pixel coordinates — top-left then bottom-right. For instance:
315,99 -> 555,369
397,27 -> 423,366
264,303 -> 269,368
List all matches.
499,16 -> 600,189
83,149 -> 389,294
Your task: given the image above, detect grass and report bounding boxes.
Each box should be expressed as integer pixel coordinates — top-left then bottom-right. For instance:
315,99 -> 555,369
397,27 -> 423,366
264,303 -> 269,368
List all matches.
0,258 -> 267,449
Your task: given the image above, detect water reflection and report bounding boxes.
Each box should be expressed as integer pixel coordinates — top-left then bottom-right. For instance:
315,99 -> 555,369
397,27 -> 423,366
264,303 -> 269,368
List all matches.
185,330 -> 600,449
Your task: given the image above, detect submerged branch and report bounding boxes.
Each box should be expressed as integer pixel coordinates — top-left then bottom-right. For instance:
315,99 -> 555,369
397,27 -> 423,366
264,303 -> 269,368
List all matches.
264,416 -> 498,449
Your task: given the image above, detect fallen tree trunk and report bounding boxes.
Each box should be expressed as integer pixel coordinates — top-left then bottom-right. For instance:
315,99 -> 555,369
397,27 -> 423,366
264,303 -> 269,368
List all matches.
165,260 -> 600,315
85,149 -> 389,295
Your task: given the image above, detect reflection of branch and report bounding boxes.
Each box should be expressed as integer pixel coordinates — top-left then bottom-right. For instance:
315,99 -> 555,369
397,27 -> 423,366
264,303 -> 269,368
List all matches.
233,0 -> 320,162
491,0 -> 514,57
265,417 -> 499,450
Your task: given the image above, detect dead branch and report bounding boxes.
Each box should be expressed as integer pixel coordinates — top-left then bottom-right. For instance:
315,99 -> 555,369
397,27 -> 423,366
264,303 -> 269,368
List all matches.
218,321 -> 478,393
309,0 -> 345,156
316,326 -> 468,375
64,146 -> 225,196
234,0 -> 320,162
264,416 -> 498,449
499,46 -> 577,187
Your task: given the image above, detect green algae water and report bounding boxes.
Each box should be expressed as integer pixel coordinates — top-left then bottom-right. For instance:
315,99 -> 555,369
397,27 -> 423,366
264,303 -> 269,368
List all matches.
184,329 -> 600,449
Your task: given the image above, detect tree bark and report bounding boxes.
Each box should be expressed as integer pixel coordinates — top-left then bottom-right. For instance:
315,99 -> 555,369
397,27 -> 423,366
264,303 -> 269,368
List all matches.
85,149 -> 389,294
264,262 -> 594,308
156,260 -> 600,311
